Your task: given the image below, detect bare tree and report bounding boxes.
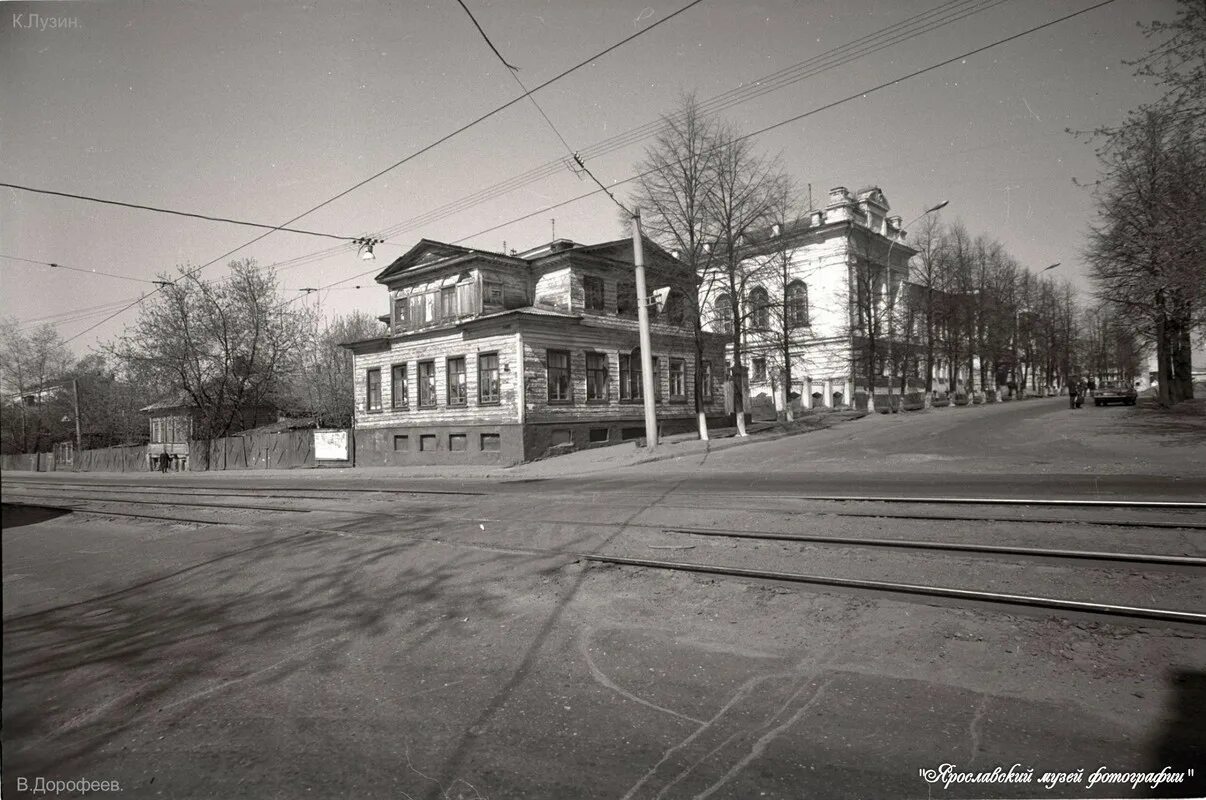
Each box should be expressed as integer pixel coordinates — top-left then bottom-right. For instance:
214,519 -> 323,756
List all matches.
628,94 -> 722,439
0,318 -> 75,453
1084,108 -> 1205,404
110,259 -> 308,450
707,123 -> 787,435
288,309 -> 386,427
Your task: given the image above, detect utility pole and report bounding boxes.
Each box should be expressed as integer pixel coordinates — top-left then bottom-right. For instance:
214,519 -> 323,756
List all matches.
632,209 -> 658,451
72,378 -> 82,469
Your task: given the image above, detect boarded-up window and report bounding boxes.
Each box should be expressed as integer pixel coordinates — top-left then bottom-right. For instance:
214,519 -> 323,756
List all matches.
449,433 -> 467,451
457,282 -> 477,317
483,280 -> 503,308
583,275 -> 604,311
393,435 -> 408,451
420,434 -> 437,451
480,433 -> 500,452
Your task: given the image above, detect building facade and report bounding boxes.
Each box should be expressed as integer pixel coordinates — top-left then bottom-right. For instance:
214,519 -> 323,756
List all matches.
702,185 -> 954,412
344,237 -> 730,466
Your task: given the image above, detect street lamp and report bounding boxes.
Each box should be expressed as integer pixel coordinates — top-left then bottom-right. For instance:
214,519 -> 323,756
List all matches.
880,200 -> 948,412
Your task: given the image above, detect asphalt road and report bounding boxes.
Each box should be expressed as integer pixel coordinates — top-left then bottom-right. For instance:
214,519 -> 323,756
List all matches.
3,398 -> 1204,799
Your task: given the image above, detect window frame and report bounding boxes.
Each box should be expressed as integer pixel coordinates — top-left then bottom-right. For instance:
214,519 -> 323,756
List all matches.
749,286 -> 770,330
714,293 -> 734,334
702,360 -> 714,402
752,357 -> 767,383
477,352 -> 500,405
669,358 -> 686,401
390,363 -> 409,410
446,356 -> 467,407
787,280 -> 809,328
585,351 -> 609,403
366,367 -> 383,412
417,360 -> 437,408
583,274 -> 605,311
546,349 -> 573,404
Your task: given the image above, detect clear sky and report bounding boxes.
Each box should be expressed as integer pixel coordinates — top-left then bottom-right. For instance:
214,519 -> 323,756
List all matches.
0,0 -> 1174,354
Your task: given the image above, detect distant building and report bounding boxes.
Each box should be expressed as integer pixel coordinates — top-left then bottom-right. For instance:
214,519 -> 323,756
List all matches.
703,186 -> 955,411
140,394 -> 275,471
342,237 -> 729,466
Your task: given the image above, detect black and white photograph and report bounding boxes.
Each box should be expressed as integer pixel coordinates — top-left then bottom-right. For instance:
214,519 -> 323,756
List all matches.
1,0 -> 1203,797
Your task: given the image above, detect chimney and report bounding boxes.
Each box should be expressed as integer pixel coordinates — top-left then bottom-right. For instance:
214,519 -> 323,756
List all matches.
810,209 -> 824,226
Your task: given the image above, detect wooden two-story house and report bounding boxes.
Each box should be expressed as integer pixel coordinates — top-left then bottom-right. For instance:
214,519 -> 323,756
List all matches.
342,236 -> 730,466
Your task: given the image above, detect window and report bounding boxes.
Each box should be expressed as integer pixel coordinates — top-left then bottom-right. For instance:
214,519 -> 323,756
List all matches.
478,352 -> 500,404
664,290 -> 687,326
749,287 -> 770,330
583,275 -> 605,311
617,281 -> 636,316
714,294 -> 733,334
391,364 -> 408,409
409,293 -> 431,328
457,281 -> 477,317
393,435 -> 409,451
394,298 -> 408,329
550,429 -> 573,447
366,368 -> 382,411
588,428 -> 609,443
447,356 -> 467,406
619,354 -> 638,401
585,352 -> 608,401
441,286 -> 457,322
418,361 -> 437,407
787,281 -> 809,327
449,433 -> 467,451
752,358 -> 767,383
669,358 -> 686,399
420,434 -> 437,451
702,360 -> 714,402
480,433 -> 501,452
619,354 -> 660,401
547,350 -> 571,402
483,280 -> 503,307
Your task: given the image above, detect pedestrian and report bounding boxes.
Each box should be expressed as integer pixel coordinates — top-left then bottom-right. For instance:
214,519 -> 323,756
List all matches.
159,451 -> 170,473
1076,380 -> 1086,408
1087,378 -> 1096,397
1068,379 -> 1079,409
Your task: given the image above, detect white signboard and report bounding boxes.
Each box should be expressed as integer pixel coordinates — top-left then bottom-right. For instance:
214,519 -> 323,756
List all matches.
314,430 -> 348,461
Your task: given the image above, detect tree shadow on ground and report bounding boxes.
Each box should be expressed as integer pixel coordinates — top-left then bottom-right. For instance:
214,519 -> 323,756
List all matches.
1,510 -> 572,787
1,503 -> 72,529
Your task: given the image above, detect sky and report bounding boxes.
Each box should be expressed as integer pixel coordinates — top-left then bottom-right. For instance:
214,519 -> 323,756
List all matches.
0,0 -> 1175,356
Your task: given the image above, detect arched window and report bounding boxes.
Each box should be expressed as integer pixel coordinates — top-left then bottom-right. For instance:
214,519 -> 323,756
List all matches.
748,286 -> 770,330
714,294 -> 733,334
786,281 -> 809,327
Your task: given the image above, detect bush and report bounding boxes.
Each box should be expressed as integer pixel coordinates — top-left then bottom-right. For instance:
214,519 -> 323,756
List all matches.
954,393 -> 969,406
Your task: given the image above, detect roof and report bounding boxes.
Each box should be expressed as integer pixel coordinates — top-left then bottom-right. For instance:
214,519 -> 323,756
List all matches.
374,239 -> 528,284
139,392 -> 195,412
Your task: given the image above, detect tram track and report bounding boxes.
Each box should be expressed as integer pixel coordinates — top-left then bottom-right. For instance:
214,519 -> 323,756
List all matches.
5,488 -> 1203,627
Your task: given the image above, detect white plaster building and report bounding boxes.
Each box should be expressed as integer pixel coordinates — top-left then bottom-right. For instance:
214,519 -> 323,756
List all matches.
703,185 -> 954,414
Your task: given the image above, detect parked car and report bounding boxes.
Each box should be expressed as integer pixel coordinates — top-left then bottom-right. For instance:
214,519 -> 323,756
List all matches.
1094,382 -> 1138,406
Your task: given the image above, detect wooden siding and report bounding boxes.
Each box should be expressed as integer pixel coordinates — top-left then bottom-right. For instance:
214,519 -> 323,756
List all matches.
352,329 -> 521,429
520,324 -> 725,424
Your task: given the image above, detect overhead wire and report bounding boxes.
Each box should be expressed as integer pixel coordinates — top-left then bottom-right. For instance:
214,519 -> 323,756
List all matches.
453,0 -> 630,215
1,254 -> 161,285
55,0 -> 709,344
368,0 -> 1010,242
303,0 -> 1118,297
0,182 -> 363,241
232,0 -> 1009,287
23,0 -> 1001,325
